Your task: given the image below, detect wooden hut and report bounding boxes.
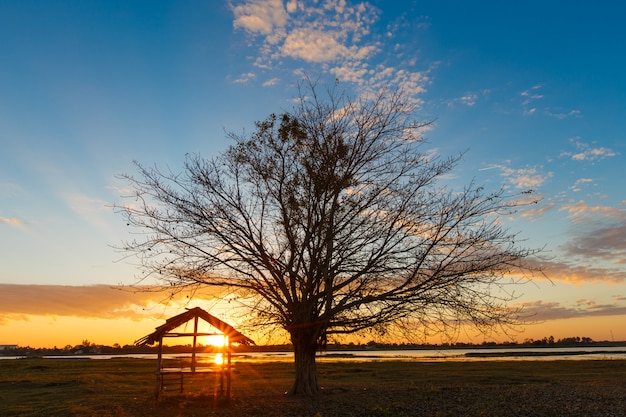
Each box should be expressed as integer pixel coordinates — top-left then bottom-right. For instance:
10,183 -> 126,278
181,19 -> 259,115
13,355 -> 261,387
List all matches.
135,307 -> 254,399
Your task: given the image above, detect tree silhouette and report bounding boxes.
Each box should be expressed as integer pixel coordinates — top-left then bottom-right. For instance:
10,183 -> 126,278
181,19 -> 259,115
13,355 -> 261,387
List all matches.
117,81 -> 540,395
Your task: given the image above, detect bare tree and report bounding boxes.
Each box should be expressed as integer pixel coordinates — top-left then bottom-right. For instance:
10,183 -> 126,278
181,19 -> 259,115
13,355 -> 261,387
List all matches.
117,82 -> 540,395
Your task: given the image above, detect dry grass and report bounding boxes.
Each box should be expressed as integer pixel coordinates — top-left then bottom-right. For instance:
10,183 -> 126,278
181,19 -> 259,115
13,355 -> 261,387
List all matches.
1,358 -> 625,416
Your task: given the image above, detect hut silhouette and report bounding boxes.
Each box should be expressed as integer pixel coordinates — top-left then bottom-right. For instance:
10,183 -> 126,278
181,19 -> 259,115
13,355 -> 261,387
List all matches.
135,307 -> 254,399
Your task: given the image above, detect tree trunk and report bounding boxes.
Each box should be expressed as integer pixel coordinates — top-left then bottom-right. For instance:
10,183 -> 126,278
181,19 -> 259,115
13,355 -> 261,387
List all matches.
287,329 -> 320,396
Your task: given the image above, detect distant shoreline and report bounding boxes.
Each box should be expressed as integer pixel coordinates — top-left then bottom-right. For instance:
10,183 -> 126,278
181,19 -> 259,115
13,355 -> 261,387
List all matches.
3,340 -> 626,357
3,345 -> 626,363
463,349 -> 626,358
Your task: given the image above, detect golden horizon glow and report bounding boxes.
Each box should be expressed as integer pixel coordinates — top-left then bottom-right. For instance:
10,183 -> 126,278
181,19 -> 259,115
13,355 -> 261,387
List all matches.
2,285 -> 625,349
203,335 -> 228,348
2,312 -> 625,349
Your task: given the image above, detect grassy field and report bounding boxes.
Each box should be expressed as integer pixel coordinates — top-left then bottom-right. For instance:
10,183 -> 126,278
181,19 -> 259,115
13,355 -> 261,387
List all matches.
1,357 -> 625,416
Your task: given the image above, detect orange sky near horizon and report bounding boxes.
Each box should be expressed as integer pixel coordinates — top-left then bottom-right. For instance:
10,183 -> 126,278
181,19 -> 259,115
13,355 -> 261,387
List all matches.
1,284 -> 624,349
3,313 -> 625,350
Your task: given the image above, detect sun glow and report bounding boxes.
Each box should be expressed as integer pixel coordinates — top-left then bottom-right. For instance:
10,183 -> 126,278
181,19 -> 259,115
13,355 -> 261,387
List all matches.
204,335 -> 228,347
214,352 -> 224,365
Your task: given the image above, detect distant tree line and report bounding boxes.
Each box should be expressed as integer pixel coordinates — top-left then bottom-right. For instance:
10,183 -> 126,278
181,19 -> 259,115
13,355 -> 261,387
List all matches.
2,336 -> 625,357
521,336 -> 594,346
1,342 -> 234,356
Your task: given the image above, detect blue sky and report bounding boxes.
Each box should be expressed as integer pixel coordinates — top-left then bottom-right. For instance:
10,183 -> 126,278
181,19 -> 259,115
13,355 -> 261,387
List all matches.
1,0 -> 625,346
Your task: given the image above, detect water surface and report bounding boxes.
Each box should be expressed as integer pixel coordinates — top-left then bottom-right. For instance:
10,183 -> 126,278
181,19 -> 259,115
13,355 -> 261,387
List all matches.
4,346 -> 625,362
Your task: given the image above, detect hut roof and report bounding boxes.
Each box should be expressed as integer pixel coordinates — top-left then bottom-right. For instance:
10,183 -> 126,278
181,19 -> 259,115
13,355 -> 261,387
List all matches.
135,307 -> 254,346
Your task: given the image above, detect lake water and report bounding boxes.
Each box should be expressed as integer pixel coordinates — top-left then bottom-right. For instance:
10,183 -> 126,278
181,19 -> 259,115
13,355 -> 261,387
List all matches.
3,346 -> 626,362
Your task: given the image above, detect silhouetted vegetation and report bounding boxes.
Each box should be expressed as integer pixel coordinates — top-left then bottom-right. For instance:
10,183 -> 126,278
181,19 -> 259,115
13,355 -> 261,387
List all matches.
116,80 -> 542,395
3,336 -> 624,357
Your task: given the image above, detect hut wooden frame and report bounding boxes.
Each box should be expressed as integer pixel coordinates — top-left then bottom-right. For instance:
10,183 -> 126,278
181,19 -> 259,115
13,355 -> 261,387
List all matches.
135,307 -> 254,399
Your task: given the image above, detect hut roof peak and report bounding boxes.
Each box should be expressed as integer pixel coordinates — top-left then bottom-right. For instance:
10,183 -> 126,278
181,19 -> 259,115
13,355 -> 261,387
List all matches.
135,306 -> 254,346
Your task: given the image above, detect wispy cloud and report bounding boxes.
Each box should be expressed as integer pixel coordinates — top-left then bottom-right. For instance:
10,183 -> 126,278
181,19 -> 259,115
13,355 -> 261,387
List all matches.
560,138 -> 618,162
485,163 -> 552,189
232,72 -> 257,84
446,89 -> 490,108
521,85 -> 543,115
458,93 -> 478,106
262,77 -> 280,87
229,0 -> 429,101
519,299 -> 626,321
0,216 -> 23,227
528,201 -> 626,273
521,85 -> 543,101
526,252 -> 626,284
560,200 -> 626,223
519,201 -> 556,219
545,108 -> 581,119
561,223 -> 626,265
519,85 -> 580,118
570,178 -> 594,192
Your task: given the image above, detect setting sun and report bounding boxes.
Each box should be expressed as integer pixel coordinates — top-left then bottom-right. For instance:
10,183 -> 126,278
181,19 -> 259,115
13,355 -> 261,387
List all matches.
204,335 -> 228,348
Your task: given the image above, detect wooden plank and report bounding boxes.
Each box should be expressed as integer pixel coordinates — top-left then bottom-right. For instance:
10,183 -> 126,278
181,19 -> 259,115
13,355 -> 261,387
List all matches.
158,367 -> 230,374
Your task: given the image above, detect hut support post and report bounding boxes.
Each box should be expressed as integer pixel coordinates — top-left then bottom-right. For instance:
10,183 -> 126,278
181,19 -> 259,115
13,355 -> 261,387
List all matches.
226,338 -> 232,398
154,337 -> 163,399
191,316 -> 198,373
218,337 -> 225,397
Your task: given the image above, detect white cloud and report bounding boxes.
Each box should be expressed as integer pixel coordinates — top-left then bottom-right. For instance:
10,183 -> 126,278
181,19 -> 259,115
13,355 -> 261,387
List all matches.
233,72 -> 257,84
281,28 -> 347,62
286,0 -> 297,13
519,201 -> 555,219
0,216 -> 22,227
520,85 -> 544,115
570,178 -> 593,192
262,77 -> 280,87
446,89 -> 490,108
229,0 -> 428,103
523,107 -> 536,115
459,94 -> 478,106
560,138 -> 618,162
231,0 -> 289,35
559,200 -> 626,223
521,86 -> 543,102
492,164 -> 552,189
570,147 -> 616,161
329,61 -> 370,83
519,86 -> 581,119
546,109 -> 581,119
